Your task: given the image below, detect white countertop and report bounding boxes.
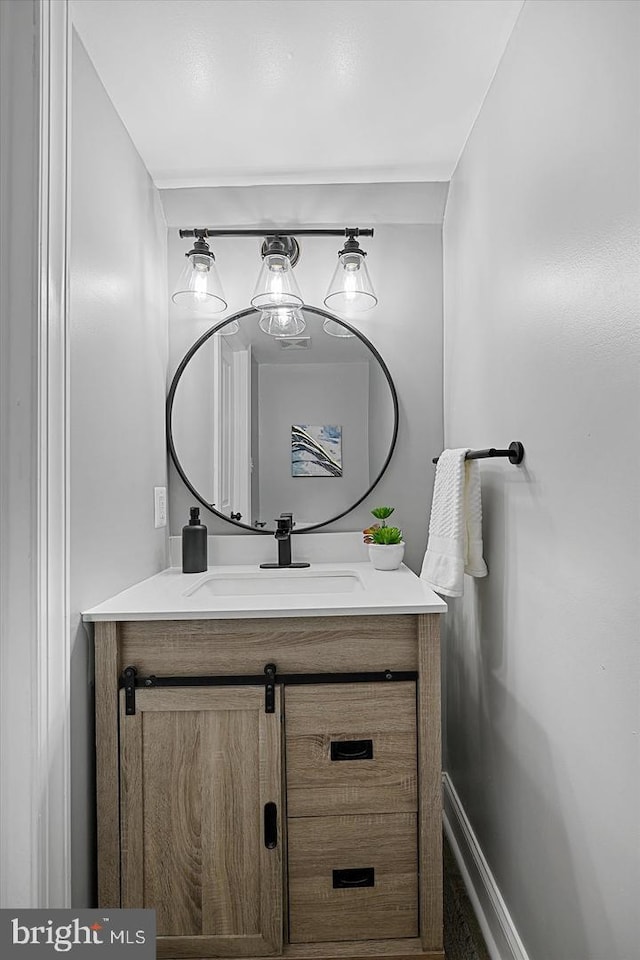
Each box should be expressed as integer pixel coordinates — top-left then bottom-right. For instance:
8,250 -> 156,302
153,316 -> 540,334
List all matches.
82,561 -> 447,621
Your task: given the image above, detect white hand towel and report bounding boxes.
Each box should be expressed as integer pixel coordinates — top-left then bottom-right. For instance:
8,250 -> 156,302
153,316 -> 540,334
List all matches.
420,448 -> 488,597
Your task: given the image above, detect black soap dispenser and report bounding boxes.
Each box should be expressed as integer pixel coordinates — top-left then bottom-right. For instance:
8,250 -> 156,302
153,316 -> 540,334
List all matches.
182,507 -> 208,573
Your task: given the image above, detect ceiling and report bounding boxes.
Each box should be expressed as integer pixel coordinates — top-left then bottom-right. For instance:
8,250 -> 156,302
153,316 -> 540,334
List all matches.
160,181 -> 449,226
71,0 -> 523,189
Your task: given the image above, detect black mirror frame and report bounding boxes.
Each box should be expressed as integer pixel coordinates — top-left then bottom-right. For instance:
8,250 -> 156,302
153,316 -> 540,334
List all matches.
166,304 -> 399,535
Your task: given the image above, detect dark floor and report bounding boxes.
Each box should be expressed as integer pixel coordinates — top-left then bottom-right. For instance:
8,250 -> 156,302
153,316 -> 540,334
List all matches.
443,834 -> 491,960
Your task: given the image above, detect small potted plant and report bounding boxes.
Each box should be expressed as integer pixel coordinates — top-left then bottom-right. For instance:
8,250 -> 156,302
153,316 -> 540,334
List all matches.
363,506 -> 405,570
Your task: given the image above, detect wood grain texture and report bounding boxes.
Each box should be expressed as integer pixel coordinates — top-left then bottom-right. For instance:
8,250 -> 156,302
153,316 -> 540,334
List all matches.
204,707 -> 260,938
281,687 -> 290,942
119,685 -> 282,955
119,692 -> 144,908
260,688 -> 284,953
94,621 -> 121,907
157,937 -> 445,960
118,616 -> 417,676
417,615 -> 442,953
156,708 -> 205,933
285,683 -> 417,817
158,940 -> 443,960
288,813 -> 418,943
157,935 -> 278,959
131,688 -> 269,713
283,942 -> 442,960
96,612 -> 444,956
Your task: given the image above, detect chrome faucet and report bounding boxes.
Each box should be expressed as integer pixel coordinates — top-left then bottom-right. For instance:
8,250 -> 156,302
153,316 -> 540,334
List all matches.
260,512 -> 310,569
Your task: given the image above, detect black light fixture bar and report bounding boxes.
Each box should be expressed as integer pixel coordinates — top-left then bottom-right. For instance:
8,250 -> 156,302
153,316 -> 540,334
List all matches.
178,227 -> 374,239
174,226 -> 378,315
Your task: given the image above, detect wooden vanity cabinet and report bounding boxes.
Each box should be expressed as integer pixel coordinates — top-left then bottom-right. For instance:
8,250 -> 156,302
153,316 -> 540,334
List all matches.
285,681 -> 419,944
94,614 -> 443,960
119,685 -> 283,957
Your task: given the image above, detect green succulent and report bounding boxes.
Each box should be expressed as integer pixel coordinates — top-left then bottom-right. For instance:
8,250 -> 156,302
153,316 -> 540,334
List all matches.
364,506 -> 403,544
370,506 -> 395,524
369,525 -> 403,545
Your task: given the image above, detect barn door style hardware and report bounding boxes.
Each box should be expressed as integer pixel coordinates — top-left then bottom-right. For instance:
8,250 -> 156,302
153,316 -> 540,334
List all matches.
264,663 -> 276,713
119,664 -> 418,716
123,666 -> 137,716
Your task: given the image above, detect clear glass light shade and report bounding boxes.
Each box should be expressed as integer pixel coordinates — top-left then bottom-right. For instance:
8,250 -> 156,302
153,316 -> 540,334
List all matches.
214,319 -> 240,336
258,307 -> 306,337
323,318 -> 355,338
172,252 -> 227,312
251,253 -> 303,310
324,251 -> 377,313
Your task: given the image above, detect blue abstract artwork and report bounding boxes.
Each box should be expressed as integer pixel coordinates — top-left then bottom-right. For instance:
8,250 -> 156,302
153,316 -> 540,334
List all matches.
291,425 -> 342,477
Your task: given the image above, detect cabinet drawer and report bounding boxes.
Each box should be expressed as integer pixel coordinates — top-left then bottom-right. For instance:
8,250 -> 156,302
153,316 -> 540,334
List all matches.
285,682 -> 417,816
287,813 -> 418,943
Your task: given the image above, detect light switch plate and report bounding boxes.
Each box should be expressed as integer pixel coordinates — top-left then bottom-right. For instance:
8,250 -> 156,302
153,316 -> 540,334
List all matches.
154,486 -> 167,528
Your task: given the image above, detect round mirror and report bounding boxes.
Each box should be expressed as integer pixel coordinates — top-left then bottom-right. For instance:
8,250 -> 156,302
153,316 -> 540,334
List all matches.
167,305 -> 398,533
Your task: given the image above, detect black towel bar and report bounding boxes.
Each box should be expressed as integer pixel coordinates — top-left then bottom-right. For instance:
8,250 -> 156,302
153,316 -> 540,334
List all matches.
432,441 -> 524,465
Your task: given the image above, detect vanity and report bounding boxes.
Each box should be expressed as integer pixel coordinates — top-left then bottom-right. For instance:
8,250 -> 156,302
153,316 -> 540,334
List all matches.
84,303 -> 447,959
85,558 -> 446,960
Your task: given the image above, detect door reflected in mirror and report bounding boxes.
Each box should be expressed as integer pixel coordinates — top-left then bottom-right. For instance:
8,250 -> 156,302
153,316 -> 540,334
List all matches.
167,306 -> 398,533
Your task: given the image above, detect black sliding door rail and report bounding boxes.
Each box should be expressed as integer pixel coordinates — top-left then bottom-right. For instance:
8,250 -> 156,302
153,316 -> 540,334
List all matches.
120,664 -> 417,716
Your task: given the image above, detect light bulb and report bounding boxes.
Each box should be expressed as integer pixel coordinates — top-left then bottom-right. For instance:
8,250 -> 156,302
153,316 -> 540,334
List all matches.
259,307 -> 306,337
324,245 -> 377,313
267,259 -> 285,302
342,257 -> 361,302
172,240 -> 227,312
268,255 -> 287,273
192,261 -> 210,302
251,249 -> 303,310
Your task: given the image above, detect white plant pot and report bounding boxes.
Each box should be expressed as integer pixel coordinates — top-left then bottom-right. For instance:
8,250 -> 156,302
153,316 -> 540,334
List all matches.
368,541 -> 405,571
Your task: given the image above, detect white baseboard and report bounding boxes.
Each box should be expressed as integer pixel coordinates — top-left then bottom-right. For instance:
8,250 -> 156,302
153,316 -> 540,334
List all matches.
443,772 -> 530,960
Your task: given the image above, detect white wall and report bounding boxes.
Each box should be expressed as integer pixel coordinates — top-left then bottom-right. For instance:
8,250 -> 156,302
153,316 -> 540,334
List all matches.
69,32 -> 169,904
442,2 -> 640,959
257,362 -> 370,526
164,185 -> 444,573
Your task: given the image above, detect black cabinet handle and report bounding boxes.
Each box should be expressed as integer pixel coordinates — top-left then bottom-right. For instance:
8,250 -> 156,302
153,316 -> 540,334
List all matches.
264,802 -> 278,849
330,739 -> 374,761
333,867 -> 375,888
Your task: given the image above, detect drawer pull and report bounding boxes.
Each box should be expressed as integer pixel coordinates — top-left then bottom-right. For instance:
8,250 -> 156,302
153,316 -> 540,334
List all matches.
330,739 -> 373,761
264,802 -> 278,849
332,867 -> 375,888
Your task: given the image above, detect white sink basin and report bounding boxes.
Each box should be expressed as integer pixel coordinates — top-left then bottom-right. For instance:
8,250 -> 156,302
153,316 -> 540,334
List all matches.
183,569 -> 364,598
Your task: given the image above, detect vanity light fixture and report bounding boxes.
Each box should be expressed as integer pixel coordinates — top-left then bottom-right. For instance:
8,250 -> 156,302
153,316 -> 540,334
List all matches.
174,227 -> 376,326
258,306 -> 306,337
171,235 -> 227,312
215,319 -> 240,336
322,319 -> 355,338
251,236 -> 303,310
323,232 -> 377,313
